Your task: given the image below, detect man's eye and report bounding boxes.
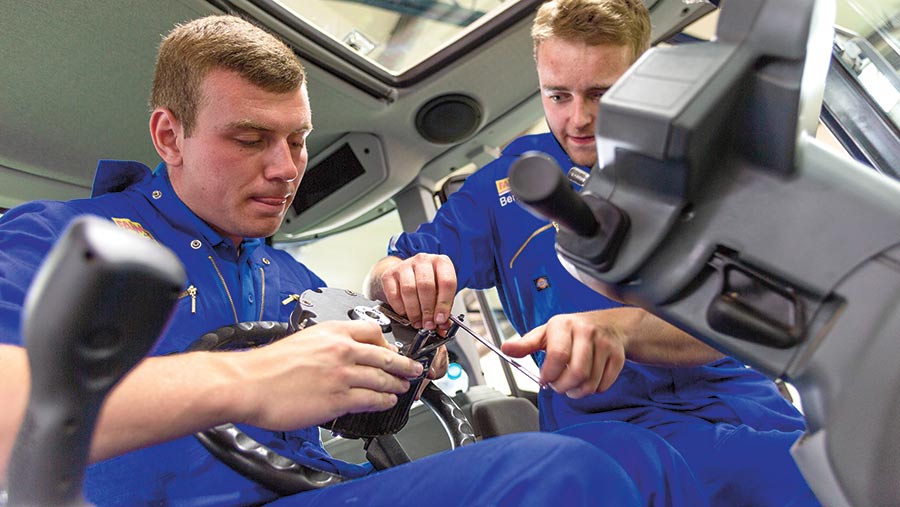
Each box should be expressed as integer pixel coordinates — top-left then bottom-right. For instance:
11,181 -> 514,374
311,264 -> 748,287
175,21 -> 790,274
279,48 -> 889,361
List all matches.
237,139 -> 261,146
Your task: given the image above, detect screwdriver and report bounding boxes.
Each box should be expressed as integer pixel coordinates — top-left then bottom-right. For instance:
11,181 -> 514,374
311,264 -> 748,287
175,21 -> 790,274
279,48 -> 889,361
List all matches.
448,314 -> 544,386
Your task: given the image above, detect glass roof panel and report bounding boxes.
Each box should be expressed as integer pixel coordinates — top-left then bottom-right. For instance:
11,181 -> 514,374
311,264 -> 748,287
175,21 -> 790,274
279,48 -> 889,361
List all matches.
834,0 -> 900,128
272,0 -> 511,76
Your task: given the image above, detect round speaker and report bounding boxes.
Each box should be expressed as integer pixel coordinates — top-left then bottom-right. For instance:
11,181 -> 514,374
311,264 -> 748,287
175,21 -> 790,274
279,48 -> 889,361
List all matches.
415,94 -> 483,144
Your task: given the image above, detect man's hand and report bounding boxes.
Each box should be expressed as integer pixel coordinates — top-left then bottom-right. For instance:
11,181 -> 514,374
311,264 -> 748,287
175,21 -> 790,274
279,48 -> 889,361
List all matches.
411,344 -> 449,400
230,320 -> 424,430
367,254 -> 457,331
501,312 -> 626,399
428,345 -> 449,380
500,308 -> 725,399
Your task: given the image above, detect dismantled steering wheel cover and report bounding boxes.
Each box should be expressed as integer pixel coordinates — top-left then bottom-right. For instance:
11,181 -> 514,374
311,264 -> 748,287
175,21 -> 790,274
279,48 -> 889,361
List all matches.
189,318 -> 475,495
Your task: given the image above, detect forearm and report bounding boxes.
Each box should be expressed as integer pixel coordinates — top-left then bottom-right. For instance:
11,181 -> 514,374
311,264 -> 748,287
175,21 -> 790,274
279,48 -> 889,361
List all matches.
1,319 -> 422,479
0,343 -> 244,479
95,321 -> 422,461
0,345 -> 29,479
90,351 -> 245,463
604,308 -> 724,367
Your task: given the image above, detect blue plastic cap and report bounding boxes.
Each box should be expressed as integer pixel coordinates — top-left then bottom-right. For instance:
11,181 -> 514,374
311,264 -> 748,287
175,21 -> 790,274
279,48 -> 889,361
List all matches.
447,362 -> 463,379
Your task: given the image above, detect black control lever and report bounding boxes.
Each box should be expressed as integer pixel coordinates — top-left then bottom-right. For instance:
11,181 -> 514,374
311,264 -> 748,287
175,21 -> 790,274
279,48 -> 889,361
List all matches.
4,216 -> 186,507
508,151 -> 599,236
509,151 -> 629,272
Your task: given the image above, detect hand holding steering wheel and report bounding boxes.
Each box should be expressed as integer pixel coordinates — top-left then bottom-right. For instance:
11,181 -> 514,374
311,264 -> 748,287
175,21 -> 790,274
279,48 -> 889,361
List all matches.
188,288 -> 476,495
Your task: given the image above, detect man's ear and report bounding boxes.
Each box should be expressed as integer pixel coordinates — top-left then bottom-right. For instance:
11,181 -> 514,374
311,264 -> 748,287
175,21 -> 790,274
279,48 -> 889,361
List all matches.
149,108 -> 183,167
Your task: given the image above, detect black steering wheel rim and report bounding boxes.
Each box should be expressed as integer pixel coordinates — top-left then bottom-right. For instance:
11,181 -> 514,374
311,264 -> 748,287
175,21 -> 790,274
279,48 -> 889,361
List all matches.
187,320 -> 475,496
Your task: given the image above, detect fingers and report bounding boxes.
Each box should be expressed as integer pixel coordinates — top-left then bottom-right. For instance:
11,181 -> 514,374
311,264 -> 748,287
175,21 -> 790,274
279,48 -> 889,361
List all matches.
539,319 -> 571,386
352,342 -> 424,381
340,357 -> 415,395
339,388 -> 400,415
555,330 -> 596,398
427,346 -> 449,379
341,320 -> 391,348
413,378 -> 429,401
235,320 -> 432,430
380,267 -> 404,321
397,262 -> 426,327
381,254 -> 457,330
431,257 -> 457,328
308,321 -> 424,380
598,349 -> 625,393
536,315 -> 626,399
501,326 -> 546,358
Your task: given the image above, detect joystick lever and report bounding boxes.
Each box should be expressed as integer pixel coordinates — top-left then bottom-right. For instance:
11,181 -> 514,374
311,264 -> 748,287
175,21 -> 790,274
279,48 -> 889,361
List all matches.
508,151 -> 628,272
3,216 -> 185,507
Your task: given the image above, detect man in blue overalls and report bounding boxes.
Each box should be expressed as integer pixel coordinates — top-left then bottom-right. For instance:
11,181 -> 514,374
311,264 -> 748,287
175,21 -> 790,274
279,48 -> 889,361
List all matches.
367,1 -> 821,505
0,13 -> 687,507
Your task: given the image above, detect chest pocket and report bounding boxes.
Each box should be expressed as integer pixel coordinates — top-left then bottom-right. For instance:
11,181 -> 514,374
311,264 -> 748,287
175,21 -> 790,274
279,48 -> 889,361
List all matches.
504,223 -> 561,328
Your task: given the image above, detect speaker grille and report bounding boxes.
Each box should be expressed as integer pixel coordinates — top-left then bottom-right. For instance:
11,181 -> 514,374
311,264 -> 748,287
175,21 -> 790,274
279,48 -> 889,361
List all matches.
415,94 -> 483,144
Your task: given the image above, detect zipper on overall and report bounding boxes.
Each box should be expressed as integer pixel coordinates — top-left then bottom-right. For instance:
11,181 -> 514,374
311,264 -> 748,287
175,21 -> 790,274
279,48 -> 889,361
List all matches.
206,256 -> 268,323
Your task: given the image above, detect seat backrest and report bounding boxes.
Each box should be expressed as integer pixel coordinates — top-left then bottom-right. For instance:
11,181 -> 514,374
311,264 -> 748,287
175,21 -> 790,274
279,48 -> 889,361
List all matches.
471,397 -> 540,438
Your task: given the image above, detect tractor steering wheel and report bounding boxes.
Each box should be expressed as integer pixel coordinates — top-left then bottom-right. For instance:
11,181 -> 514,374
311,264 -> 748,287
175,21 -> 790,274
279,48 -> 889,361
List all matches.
188,315 -> 475,495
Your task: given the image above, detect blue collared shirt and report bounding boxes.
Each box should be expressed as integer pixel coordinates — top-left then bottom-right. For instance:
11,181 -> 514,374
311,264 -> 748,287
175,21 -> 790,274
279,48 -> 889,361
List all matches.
0,160 -> 368,506
388,132 -> 806,433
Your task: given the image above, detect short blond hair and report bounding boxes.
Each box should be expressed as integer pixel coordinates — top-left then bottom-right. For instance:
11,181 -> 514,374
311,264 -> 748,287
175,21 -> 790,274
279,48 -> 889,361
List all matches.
150,15 -> 305,136
532,0 -> 651,62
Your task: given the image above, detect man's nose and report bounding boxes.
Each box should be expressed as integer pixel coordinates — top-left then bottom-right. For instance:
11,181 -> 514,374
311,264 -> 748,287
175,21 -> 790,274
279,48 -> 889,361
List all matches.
266,140 -> 300,182
573,98 -> 595,128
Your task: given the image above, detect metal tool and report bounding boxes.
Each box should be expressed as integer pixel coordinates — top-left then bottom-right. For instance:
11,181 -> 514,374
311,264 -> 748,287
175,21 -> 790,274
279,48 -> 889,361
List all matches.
448,315 -> 543,386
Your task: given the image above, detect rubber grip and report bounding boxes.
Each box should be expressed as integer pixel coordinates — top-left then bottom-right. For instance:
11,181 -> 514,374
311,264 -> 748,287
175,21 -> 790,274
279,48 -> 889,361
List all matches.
508,151 -> 599,237
6,216 -> 185,507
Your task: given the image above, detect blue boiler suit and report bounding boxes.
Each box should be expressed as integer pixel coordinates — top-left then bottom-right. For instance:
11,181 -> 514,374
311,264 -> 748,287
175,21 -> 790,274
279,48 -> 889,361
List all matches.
0,160 -> 651,507
388,132 -> 822,507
